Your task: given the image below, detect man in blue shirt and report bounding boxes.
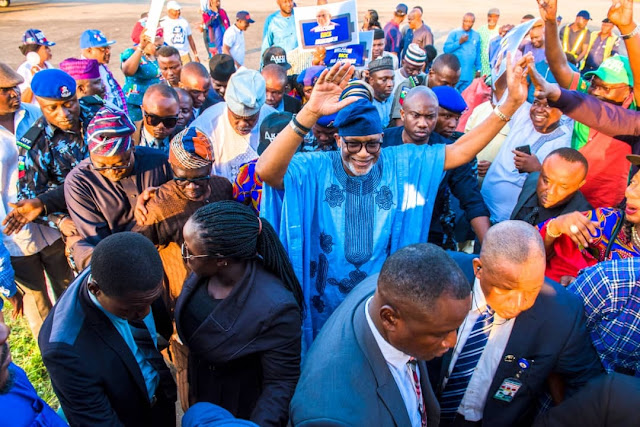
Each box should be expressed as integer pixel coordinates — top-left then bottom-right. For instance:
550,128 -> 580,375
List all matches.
443,13 -> 482,92
383,3 -> 408,56
39,232 -> 176,426
262,0 -> 297,54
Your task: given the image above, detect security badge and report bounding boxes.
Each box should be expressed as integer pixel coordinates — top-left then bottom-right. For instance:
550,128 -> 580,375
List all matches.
493,357 -> 532,403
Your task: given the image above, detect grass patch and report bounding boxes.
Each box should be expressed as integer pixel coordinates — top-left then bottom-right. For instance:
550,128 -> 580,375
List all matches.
3,302 -> 59,410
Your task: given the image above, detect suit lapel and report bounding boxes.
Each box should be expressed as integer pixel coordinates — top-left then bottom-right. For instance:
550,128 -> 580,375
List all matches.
353,300 -> 412,427
79,280 -> 150,402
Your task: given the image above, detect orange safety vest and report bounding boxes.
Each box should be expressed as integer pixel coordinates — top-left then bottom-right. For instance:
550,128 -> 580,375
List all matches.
580,32 -> 619,70
562,26 -> 589,57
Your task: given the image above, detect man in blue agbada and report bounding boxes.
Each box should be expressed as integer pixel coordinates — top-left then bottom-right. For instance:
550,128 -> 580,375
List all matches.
258,58 -> 531,349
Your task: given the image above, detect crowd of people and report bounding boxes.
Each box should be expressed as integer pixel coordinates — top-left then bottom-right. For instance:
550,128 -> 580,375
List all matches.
1,0 -> 640,425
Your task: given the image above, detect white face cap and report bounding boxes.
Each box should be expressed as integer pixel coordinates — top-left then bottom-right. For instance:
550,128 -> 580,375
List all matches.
167,1 -> 181,11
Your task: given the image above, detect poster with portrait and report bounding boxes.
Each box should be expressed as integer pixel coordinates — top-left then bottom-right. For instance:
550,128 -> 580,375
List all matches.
145,0 -> 166,41
490,19 -> 536,89
324,31 -> 373,66
295,0 -> 359,51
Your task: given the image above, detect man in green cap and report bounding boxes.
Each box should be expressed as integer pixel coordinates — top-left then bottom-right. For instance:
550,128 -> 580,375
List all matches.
538,0 -> 640,208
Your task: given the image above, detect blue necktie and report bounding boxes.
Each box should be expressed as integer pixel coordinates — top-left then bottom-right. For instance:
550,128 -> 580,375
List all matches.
439,306 -> 495,422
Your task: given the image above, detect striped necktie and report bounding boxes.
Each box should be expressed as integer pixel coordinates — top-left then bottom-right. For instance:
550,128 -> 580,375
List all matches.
407,358 -> 427,427
439,306 -> 495,422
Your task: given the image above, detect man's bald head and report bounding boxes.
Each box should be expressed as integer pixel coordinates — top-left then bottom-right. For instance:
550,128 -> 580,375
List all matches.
261,64 -> 287,87
180,62 -> 212,109
142,83 -> 179,107
480,221 -> 546,271
403,86 -> 438,110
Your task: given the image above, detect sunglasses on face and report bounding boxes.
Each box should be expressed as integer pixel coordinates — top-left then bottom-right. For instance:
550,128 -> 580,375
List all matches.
342,139 -> 383,154
181,242 -> 209,261
173,176 -> 210,186
143,112 -> 178,128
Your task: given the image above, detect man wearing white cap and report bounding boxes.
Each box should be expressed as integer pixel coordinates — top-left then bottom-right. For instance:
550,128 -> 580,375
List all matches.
190,68 -> 276,181
161,1 -> 200,64
477,8 -> 501,77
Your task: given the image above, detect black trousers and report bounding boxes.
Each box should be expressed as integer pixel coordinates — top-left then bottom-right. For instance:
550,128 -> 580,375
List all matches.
10,238 -> 73,337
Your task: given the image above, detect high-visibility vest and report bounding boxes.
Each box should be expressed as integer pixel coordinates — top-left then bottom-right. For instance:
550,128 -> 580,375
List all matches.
580,31 -> 619,70
562,26 -> 589,57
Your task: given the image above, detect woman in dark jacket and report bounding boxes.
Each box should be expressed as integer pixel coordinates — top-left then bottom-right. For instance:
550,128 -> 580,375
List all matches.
175,201 -> 303,427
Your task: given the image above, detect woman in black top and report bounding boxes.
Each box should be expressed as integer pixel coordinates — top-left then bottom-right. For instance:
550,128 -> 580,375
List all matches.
175,201 -> 303,427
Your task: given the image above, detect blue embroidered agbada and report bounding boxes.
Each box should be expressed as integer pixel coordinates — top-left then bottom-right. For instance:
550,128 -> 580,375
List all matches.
261,144 -> 445,349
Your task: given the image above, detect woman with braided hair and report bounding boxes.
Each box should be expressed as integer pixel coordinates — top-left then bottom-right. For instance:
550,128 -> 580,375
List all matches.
174,200 -> 302,426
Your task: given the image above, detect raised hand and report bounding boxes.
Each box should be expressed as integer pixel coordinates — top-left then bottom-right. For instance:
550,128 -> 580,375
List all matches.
304,62 -> 357,119
608,0 -> 634,31
505,52 -> 534,107
528,64 -> 562,101
537,0 -> 558,22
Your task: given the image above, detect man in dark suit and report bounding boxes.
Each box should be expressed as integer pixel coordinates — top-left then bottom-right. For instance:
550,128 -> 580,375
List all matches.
262,64 -> 302,114
290,243 -> 472,426
39,232 -> 176,426
511,147 -> 592,225
431,220 -> 603,427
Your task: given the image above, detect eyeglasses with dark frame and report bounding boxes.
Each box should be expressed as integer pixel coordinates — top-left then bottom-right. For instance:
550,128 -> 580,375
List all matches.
143,111 -> 179,128
91,157 -> 132,172
342,138 -> 383,154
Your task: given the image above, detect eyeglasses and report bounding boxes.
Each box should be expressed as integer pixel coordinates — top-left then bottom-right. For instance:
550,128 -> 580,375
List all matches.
173,176 -> 210,186
181,242 -> 209,261
143,112 -> 178,128
91,157 -> 132,172
342,139 -> 382,154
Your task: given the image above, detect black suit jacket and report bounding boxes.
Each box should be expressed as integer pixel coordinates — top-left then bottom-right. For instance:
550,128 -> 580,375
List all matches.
198,88 -> 224,116
39,268 -> 176,427
175,260 -> 302,427
291,275 -> 440,426
283,95 -> 302,114
429,255 -> 603,427
511,172 -> 593,223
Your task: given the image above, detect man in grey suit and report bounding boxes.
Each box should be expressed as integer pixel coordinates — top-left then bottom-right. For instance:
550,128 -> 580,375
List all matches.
290,243 -> 472,426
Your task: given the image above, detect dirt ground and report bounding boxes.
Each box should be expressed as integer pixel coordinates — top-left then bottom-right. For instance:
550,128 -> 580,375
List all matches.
0,0 -> 636,83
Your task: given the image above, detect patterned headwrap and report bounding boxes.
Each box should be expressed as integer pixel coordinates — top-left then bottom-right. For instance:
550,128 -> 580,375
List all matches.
169,127 -> 214,169
87,106 -> 136,156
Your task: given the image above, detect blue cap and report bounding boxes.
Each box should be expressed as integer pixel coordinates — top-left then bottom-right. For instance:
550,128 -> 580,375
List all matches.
31,69 -> 76,99
297,66 -> 325,87
236,11 -> 255,23
317,112 -> 337,128
182,402 -> 259,427
334,99 -> 382,137
22,29 -> 55,46
80,29 -> 116,49
432,86 -> 467,114
576,10 -> 591,20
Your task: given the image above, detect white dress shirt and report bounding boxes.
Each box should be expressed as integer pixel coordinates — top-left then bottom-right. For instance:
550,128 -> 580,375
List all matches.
365,297 -> 424,427
0,103 -> 61,256
444,278 -> 515,421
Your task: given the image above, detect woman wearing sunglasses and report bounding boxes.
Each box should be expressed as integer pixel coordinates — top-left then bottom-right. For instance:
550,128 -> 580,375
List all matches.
175,201 -> 303,426
121,28 -> 164,121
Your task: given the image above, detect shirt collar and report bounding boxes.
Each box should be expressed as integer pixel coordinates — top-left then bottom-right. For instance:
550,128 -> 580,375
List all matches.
365,296 -> 412,369
472,278 -> 489,314
87,278 -> 127,326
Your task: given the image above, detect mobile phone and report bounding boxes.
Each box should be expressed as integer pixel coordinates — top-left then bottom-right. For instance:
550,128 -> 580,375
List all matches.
515,145 -> 531,155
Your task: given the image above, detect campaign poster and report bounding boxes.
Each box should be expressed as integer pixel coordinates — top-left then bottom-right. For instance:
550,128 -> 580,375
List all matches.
145,0 -> 166,40
490,19 -> 536,89
295,0 -> 359,51
324,31 -> 372,66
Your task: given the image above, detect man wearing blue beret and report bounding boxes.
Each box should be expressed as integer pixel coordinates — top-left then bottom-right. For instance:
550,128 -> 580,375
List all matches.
382,85 -> 490,250
257,57 -> 532,350
4,68 -> 92,245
